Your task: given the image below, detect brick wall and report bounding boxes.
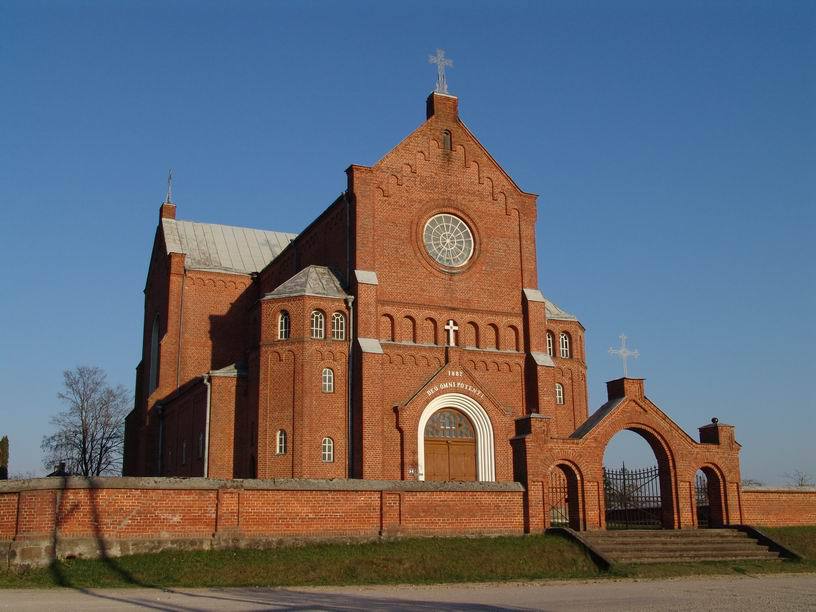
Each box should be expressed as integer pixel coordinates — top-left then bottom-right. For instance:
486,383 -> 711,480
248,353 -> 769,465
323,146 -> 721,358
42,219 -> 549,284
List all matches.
742,487 -> 816,526
0,477 -> 524,567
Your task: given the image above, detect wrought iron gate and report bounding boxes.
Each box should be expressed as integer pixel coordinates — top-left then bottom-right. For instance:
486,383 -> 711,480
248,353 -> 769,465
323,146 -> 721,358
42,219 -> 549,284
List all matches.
695,472 -> 710,528
548,473 -> 570,527
603,464 -> 662,529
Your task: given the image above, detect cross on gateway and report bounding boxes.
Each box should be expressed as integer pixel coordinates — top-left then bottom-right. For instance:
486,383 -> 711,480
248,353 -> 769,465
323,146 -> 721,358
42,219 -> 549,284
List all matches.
444,319 -> 459,347
609,334 -> 639,377
428,48 -> 453,94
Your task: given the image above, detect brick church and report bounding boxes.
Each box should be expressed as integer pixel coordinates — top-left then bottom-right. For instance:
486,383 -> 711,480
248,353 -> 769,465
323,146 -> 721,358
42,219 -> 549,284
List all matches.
124,91 -> 745,530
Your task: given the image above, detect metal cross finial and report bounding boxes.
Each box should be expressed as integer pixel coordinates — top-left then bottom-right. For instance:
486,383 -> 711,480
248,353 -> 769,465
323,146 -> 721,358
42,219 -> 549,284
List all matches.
428,48 -> 453,94
444,319 -> 459,347
609,334 -> 639,377
165,169 -> 173,204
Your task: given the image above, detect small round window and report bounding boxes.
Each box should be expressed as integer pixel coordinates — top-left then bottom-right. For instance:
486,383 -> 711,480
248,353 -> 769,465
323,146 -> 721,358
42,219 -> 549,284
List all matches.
423,213 -> 474,268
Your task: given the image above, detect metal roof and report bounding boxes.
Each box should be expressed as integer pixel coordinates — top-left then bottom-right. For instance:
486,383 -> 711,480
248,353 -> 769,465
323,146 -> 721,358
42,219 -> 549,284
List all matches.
544,297 -> 577,321
264,265 -> 348,299
569,398 -> 625,439
162,218 -> 297,275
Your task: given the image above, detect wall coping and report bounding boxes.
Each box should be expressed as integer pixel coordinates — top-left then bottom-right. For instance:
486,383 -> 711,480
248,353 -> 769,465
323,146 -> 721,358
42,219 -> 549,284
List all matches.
0,476 -> 525,494
742,486 -> 816,493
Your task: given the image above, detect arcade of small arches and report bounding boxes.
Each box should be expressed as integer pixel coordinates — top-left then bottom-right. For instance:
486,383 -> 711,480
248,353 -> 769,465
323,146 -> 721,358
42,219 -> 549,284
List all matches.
276,309 -> 347,341
377,314 -> 577,356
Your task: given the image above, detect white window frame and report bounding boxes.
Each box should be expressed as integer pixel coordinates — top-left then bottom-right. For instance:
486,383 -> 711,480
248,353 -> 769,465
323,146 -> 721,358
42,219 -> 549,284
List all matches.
276,430 -> 287,455
555,383 -> 565,405
546,332 -> 554,357
331,312 -> 346,340
278,311 -> 290,340
311,310 -> 325,339
322,368 -> 334,393
321,437 -> 334,463
559,332 -> 571,358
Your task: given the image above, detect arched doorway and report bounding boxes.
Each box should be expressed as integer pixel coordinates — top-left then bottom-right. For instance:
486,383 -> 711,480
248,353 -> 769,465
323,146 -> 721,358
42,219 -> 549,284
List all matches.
417,393 -> 496,481
695,466 -> 725,528
548,464 -> 582,530
424,409 -> 476,481
602,427 -> 676,529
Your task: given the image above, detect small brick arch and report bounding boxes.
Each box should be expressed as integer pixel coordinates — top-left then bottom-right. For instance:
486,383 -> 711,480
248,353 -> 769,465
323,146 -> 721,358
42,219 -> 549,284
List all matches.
696,463 -> 727,528
380,314 -> 395,341
600,424 -> 679,530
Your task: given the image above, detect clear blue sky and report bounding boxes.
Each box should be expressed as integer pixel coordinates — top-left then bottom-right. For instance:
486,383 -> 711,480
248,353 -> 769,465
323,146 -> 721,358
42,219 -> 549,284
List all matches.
1,1 -> 813,483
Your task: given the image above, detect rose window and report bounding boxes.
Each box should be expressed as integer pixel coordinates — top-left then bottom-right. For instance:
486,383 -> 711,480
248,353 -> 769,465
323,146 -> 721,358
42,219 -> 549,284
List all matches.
423,213 -> 474,267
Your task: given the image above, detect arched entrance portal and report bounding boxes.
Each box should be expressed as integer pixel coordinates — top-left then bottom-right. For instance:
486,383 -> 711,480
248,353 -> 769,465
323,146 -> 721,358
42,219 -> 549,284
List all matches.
548,464 -> 582,530
695,466 -> 725,528
602,427 -> 676,529
424,409 -> 476,481
417,393 -> 496,482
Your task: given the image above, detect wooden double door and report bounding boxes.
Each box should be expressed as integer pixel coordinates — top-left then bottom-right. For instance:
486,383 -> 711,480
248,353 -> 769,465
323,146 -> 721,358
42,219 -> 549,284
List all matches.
424,409 -> 477,481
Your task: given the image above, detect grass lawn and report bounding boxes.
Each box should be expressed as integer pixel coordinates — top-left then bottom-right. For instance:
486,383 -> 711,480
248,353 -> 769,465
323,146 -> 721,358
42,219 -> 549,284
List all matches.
0,535 -> 599,589
1,528 -> 813,589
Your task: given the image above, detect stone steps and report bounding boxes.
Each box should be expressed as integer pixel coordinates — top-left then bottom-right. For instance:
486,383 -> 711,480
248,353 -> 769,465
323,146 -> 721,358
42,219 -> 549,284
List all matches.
579,528 -> 786,565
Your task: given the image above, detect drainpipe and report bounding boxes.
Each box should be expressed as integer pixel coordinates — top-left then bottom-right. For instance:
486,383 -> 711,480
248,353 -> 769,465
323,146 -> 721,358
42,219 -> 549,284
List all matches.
203,374 -> 212,478
346,295 -> 355,477
156,404 -> 164,476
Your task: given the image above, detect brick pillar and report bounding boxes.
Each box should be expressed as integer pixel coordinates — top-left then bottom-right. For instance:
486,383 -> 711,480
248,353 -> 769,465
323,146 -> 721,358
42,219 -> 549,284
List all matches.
215,488 -> 240,539
380,491 -> 401,536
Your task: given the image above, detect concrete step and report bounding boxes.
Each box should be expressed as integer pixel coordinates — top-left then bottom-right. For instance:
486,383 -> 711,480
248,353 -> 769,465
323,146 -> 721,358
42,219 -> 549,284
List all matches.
621,554 -> 784,565
577,528 -> 785,564
586,529 -> 749,539
593,542 -> 771,554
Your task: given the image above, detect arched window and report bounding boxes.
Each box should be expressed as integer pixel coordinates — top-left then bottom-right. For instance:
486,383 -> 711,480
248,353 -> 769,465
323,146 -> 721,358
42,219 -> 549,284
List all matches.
276,430 -> 287,455
278,311 -> 290,340
546,331 -> 555,357
559,332 -> 571,358
310,310 -> 325,339
443,129 -> 452,151
321,437 -> 334,463
322,368 -> 334,393
331,312 -> 345,340
149,314 -> 160,392
555,383 -> 565,405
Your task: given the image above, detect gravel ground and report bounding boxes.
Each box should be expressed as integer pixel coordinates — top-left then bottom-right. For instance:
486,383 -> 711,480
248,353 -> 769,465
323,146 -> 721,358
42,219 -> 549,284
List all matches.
0,573 -> 814,611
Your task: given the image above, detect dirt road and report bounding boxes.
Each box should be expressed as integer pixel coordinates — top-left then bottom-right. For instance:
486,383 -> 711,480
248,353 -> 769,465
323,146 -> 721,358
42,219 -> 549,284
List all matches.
1,573 -> 814,611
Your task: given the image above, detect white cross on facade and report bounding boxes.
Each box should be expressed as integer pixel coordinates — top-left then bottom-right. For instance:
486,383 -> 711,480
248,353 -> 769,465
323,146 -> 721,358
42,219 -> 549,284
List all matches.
444,319 -> 459,347
608,334 -> 639,377
428,48 -> 453,94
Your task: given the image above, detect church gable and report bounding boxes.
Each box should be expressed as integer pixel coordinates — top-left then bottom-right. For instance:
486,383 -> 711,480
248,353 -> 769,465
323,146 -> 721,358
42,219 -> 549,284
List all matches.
350,93 -> 540,311
372,94 -> 532,214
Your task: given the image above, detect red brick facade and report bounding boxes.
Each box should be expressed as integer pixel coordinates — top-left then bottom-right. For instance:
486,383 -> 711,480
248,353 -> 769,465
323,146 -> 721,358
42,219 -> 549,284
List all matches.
120,91 -> 812,532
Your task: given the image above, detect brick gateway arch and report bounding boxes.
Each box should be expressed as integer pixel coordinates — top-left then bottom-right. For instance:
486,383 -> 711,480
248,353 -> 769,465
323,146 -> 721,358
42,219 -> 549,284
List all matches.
512,378 -> 743,530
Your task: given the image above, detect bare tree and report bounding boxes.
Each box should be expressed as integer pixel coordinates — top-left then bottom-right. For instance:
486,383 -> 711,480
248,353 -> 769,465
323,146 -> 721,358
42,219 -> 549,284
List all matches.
741,478 -> 764,487
41,366 -> 131,477
784,469 -> 814,487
